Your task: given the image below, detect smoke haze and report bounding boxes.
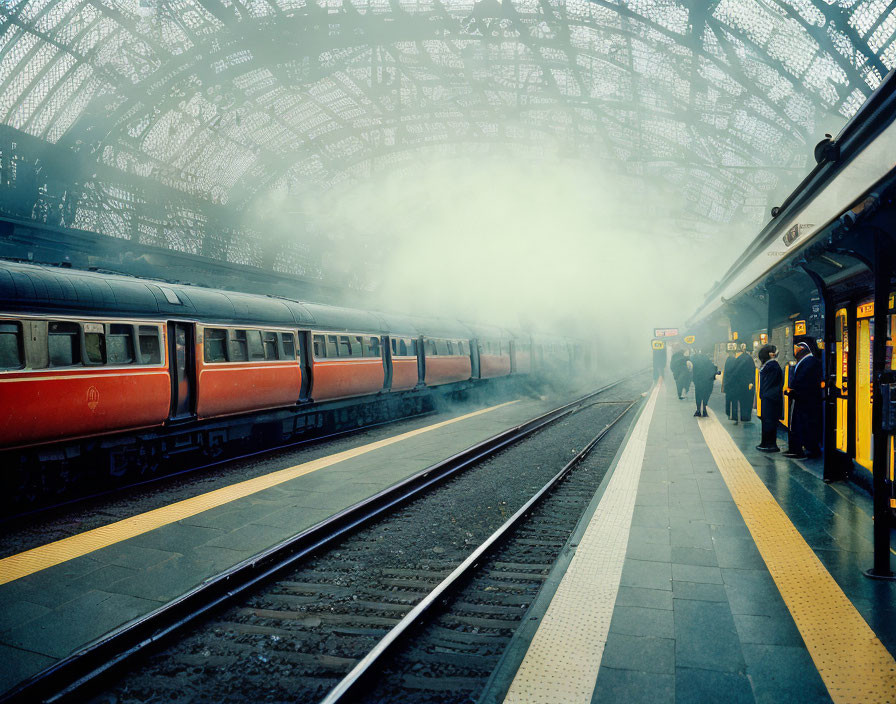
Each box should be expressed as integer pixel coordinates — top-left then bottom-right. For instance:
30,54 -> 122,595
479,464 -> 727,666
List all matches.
296,154 -> 754,361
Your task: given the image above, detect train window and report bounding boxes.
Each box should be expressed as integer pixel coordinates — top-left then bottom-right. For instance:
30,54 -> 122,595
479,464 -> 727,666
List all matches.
409,338 -> 418,356
282,333 -> 296,359
459,341 -> 467,355
447,341 -> 455,355
437,339 -> 450,355
398,339 -> 408,356
83,323 -> 106,365
391,338 -> 398,355
0,322 -> 23,369
263,331 -> 279,360
246,330 -> 264,360
366,336 -> 380,358
49,322 -> 81,366
204,328 -> 228,363
230,330 -> 248,362
107,324 -> 135,365
352,336 -> 364,358
425,339 -> 436,356
327,335 -> 339,357
339,336 -> 352,357
313,334 -> 325,358
138,326 -> 162,364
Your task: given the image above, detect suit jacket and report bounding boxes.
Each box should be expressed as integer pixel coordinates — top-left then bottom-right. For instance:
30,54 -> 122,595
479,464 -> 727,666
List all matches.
789,354 -> 823,405
759,359 -> 784,420
690,354 -> 717,386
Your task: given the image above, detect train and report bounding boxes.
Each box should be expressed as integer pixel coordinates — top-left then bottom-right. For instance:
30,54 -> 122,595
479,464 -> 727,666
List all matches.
0,260 -> 598,508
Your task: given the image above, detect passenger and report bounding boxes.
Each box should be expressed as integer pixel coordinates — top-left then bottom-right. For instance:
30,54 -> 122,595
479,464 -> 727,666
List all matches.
688,350 -> 719,417
669,349 -> 691,399
729,343 -> 756,425
756,344 -> 783,452
652,343 -> 667,382
784,339 -> 823,459
721,346 -> 737,418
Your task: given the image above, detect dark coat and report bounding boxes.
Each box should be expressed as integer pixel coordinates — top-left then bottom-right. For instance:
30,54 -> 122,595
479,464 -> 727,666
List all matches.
670,352 -> 690,381
729,353 -> 756,393
722,356 -> 737,396
789,353 -> 823,404
690,354 -> 718,388
759,359 -> 784,420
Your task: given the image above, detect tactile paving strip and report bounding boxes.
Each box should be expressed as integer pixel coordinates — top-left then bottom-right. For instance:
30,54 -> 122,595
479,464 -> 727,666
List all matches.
502,383 -> 661,704
698,408 -> 896,704
0,401 -> 518,586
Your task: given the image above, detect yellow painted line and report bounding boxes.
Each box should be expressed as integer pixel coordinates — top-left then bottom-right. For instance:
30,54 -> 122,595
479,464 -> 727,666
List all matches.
697,409 -> 896,703
503,381 -> 662,704
0,400 -> 519,586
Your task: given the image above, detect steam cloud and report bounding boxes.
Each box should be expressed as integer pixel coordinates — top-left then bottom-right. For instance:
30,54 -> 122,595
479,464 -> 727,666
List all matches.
287,154 -> 756,366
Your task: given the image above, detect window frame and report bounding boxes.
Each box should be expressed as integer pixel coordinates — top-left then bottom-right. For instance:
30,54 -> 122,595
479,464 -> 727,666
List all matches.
105,323 -> 136,366
0,320 -> 24,371
137,324 -> 163,365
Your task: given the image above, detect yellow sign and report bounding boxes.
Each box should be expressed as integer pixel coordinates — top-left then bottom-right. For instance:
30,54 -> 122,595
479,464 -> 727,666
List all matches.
684,335 -> 696,345
652,340 -> 665,350
759,333 -> 768,344
732,331 -> 738,341
857,301 -> 874,318
795,320 -> 807,336
890,293 -> 894,310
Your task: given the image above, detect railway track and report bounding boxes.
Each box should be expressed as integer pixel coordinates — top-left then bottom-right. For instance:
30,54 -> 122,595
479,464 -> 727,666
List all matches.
3,373 -> 647,704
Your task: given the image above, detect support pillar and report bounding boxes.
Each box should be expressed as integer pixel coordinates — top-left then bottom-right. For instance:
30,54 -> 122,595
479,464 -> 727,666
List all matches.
866,231 -> 894,579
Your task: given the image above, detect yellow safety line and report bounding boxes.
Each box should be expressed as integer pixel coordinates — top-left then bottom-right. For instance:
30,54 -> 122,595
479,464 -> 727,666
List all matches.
0,400 -> 518,586
697,409 -> 896,703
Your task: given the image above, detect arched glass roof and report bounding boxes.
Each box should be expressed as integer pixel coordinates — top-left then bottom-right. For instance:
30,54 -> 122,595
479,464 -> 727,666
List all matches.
0,0 -> 892,279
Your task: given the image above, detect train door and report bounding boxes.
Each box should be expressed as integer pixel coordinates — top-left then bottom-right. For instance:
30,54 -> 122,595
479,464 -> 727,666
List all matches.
470,337 -> 481,379
835,308 -> 848,452
382,335 -> 393,390
168,321 -> 196,420
298,330 -> 313,401
855,301 -> 874,472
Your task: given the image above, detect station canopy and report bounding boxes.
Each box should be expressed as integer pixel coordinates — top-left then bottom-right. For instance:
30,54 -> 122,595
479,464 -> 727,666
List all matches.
0,0 -> 893,280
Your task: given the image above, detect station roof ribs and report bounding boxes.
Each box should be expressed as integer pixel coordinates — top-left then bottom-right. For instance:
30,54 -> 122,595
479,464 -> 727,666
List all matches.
0,0 -> 893,281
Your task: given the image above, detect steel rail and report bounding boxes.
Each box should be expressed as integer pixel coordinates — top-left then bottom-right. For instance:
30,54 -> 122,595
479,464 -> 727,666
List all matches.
1,374 -> 641,704
320,398 -> 639,704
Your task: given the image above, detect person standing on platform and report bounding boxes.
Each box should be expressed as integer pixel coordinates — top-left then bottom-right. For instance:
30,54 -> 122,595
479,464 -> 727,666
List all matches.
652,342 -> 667,382
670,349 -> 691,399
730,343 -> 756,425
721,346 -> 737,418
784,339 -> 823,459
688,350 -> 719,417
756,344 -> 783,452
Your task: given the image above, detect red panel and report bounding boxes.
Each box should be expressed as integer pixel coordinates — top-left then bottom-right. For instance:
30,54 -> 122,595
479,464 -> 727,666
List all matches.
516,352 -> 531,374
424,356 -> 472,386
197,362 -> 301,418
0,368 -> 170,449
312,360 -> 385,401
480,354 -> 511,378
391,358 -> 418,391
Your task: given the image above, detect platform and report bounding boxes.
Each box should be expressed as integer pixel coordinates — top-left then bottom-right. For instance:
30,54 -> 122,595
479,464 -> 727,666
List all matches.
0,393 -> 577,695
491,378 -> 896,704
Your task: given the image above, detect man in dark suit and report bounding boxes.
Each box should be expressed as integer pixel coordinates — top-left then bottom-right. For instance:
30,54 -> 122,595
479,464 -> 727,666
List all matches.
689,351 -> 719,417
756,344 -> 783,452
784,339 -> 823,459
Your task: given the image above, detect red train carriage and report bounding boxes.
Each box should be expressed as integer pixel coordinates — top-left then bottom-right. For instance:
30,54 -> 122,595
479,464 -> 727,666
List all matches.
423,337 -> 472,386
389,336 -> 420,391
196,325 -> 302,418
0,317 -> 170,449
310,331 -> 386,401
479,339 -> 512,378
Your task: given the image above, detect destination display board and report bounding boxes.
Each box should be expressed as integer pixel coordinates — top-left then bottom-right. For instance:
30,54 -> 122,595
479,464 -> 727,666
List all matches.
654,328 -> 679,338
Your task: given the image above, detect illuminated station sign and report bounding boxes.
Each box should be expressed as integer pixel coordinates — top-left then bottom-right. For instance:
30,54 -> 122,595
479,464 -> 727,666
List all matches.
654,328 -> 679,338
